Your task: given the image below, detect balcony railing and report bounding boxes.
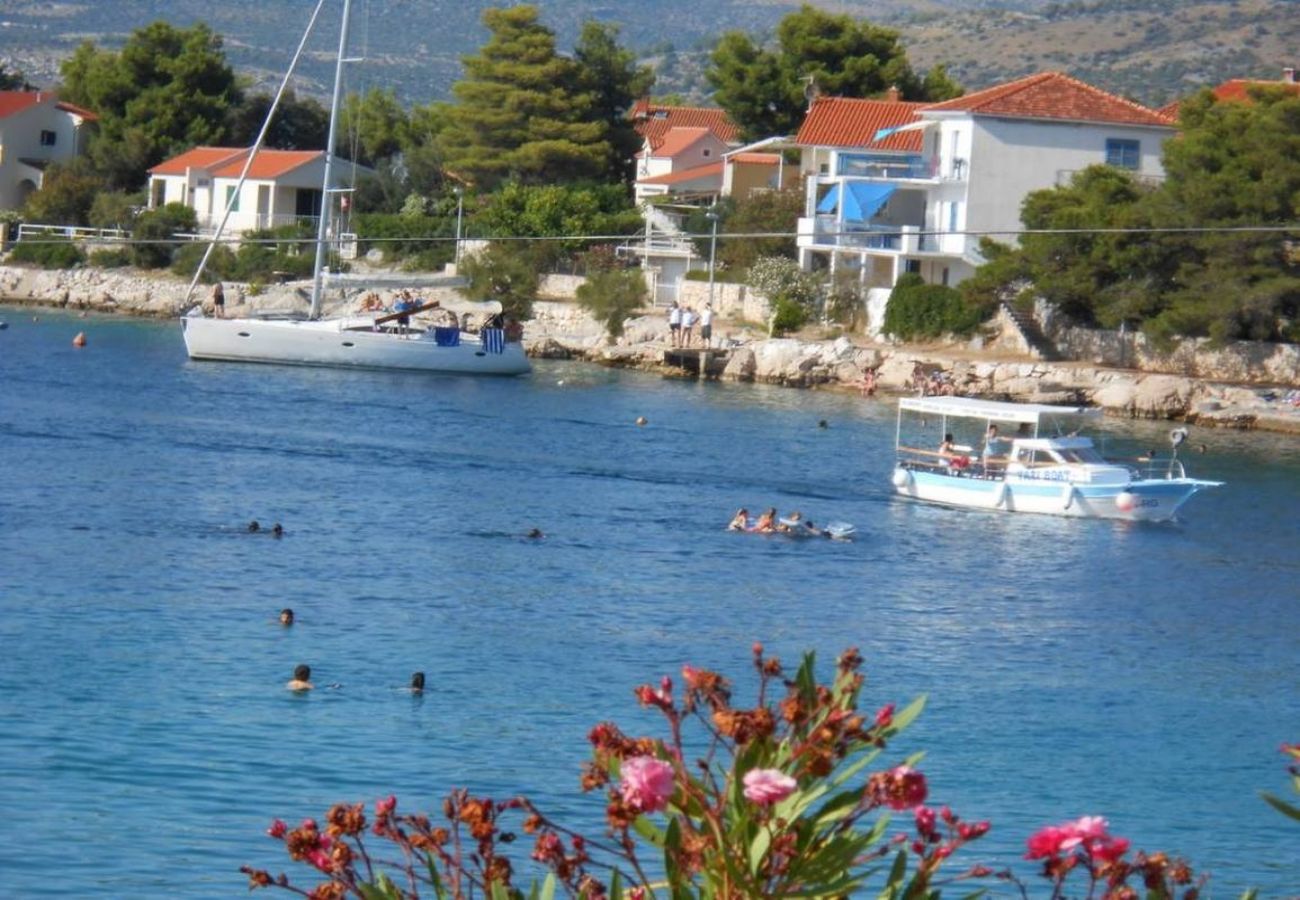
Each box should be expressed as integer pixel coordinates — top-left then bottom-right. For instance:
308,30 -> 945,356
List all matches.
798,217 -> 960,255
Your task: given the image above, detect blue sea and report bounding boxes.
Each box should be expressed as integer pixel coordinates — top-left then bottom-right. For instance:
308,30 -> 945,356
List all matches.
1,309 -> 1298,896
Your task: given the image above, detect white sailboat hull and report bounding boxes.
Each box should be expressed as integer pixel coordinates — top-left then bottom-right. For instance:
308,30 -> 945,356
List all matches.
181,315 -> 530,376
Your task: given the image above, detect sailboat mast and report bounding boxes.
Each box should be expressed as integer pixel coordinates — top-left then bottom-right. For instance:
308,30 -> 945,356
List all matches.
309,0 -> 354,320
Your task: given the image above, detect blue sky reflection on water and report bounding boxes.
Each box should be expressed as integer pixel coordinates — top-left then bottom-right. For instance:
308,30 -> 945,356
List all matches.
0,310 -> 1297,895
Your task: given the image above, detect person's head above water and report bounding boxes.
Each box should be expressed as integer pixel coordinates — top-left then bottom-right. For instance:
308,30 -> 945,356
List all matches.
410,671 -> 425,692
248,520 -> 261,533
272,523 -> 284,537
293,664 -> 310,681
526,528 -> 544,539
279,608 -> 294,626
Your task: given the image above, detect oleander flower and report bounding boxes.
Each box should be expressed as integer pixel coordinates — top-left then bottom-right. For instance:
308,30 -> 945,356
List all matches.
619,755 -> 675,813
743,768 -> 797,805
267,819 -> 287,839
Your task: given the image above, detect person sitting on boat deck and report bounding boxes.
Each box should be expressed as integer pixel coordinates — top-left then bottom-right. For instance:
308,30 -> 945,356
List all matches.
982,424 -> 1011,472
279,608 -> 294,626
938,433 -> 971,471
504,316 -> 524,343
410,671 -> 425,694
753,508 -> 778,533
727,508 -> 750,531
360,292 -> 383,312
287,664 -> 313,692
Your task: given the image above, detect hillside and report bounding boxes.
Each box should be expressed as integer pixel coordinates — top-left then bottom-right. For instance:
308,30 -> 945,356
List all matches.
0,0 -> 1293,108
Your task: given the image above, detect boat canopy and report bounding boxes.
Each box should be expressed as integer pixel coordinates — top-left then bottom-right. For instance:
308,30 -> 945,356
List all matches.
898,396 -> 1100,425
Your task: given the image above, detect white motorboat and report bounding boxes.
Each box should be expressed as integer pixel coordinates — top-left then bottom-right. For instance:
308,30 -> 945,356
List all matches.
179,0 -> 530,377
891,396 -> 1222,522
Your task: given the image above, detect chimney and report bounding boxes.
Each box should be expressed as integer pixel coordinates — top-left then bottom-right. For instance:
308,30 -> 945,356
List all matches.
886,85 -> 900,103
1284,67 -> 1296,84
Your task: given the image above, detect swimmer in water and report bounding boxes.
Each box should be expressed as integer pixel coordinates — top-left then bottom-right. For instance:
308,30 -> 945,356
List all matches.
526,528 -> 544,539
410,672 -> 425,694
272,523 -> 284,538
287,664 -> 313,691
727,508 -> 749,531
279,608 -> 294,626
753,508 -> 778,533
248,520 -> 261,533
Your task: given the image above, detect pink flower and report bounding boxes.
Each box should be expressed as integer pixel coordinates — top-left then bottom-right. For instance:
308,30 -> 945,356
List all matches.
266,819 -> 287,839
619,756 -> 675,814
375,795 -> 396,817
1025,824 -> 1073,859
888,766 -> 928,810
1026,816 -> 1127,862
914,805 -> 937,839
743,768 -> 797,806
874,703 -> 895,729
1092,836 -> 1130,863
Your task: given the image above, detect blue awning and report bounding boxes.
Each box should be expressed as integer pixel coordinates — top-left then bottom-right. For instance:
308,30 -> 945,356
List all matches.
815,182 -> 895,223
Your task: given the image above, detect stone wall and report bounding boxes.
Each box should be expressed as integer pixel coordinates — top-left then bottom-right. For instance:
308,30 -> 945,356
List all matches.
1053,324 -> 1300,385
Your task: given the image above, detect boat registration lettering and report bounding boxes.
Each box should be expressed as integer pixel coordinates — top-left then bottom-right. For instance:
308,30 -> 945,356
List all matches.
1017,469 -> 1072,482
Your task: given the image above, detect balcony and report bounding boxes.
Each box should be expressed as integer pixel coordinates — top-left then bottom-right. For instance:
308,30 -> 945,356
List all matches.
835,153 -> 967,182
798,217 -> 960,255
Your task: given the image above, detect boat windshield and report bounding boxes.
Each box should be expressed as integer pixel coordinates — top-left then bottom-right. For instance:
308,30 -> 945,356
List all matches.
1056,446 -> 1105,464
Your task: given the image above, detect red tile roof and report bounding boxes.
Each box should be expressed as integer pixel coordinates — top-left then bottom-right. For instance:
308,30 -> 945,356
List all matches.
0,91 -> 41,119
630,99 -> 739,149
149,146 -> 323,179
651,126 -> 714,158
149,147 -> 247,175
1211,78 -> 1300,103
639,161 -> 723,186
55,100 -> 98,121
795,96 -> 928,151
923,71 -> 1171,128
212,149 -> 322,179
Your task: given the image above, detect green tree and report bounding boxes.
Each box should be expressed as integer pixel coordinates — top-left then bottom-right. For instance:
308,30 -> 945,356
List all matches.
227,88 -> 329,151
576,267 -> 648,339
438,5 -> 609,190
88,190 -> 142,231
884,272 -> 981,339
707,5 -> 960,139
21,160 -> 105,226
573,21 -> 655,183
339,87 -> 409,167
0,63 -> 33,90
460,242 -> 539,320
718,186 -> 804,270
60,21 -> 242,189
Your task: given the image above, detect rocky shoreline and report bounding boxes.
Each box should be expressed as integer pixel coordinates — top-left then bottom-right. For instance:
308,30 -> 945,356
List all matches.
4,263 -> 1299,435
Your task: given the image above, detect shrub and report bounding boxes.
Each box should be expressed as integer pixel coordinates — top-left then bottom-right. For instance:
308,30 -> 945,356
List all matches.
770,297 -> 808,335
87,191 -> 141,231
749,256 -> 821,310
88,248 -> 132,268
131,203 -> 197,269
9,235 -> 84,269
883,274 -> 983,340
460,242 -> 538,321
354,212 -> 448,261
576,268 -> 648,339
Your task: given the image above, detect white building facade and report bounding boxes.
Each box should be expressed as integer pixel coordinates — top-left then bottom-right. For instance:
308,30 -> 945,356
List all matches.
0,91 -> 96,212
797,73 -> 1176,294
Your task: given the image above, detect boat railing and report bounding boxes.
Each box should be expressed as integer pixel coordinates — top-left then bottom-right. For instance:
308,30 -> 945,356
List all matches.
896,445 -> 985,476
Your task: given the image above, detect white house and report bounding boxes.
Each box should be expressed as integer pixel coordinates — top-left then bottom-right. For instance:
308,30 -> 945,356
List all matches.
796,72 -> 1176,295
0,91 -> 97,211
147,146 -> 367,234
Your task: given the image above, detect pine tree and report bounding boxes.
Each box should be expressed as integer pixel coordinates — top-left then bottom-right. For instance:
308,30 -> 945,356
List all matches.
438,5 -> 609,190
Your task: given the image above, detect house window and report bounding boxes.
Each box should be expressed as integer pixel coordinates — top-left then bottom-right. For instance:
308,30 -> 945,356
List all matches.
948,202 -> 959,232
225,185 -> 240,212
942,267 -> 950,286
904,259 -> 921,274
702,148 -> 710,157
1105,138 -> 1140,170
40,130 -> 56,147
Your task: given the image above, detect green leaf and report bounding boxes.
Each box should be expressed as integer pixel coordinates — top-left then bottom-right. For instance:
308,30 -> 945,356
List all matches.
609,869 -> 622,899
632,814 -> 667,847
878,848 -> 908,900
1262,792 -> 1300,822
427,854 -> 447,899
748,824 -> 773,876
886,695 -> 927,736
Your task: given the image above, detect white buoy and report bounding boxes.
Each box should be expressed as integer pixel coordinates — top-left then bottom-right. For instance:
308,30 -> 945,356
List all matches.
635,416 -> 648,426
1115,491 -> 1137,513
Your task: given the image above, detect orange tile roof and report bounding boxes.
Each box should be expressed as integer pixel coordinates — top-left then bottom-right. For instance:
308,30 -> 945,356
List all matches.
630,99 -> 739,149
639,161 -> 723,186
149,146 -> 323,179
1211,78 -> 1300,103
651,126 -> 714,158
55,100 -> 98,121
795,96 -> 928,151
212,149 -> 322,179
0,91 -> 42,119
149,147 -> 248,175
923,71 -> 1171,128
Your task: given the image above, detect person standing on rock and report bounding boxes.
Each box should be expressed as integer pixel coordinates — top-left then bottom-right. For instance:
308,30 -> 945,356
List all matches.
212,282 -> 225,318
681,306 -> 697,348
667,301 -> 681,347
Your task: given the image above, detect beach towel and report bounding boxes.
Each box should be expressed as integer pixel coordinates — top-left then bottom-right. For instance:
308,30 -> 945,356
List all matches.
434,326 -> 460,347
481,327 -> 505,354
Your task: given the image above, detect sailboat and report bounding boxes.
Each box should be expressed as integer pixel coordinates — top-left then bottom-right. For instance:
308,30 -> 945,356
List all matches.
179,0 -> 530,376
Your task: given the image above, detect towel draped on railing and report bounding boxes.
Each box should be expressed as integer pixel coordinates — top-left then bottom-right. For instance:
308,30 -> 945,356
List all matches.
433,326 -> 460,347
481,328 -> 505,354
